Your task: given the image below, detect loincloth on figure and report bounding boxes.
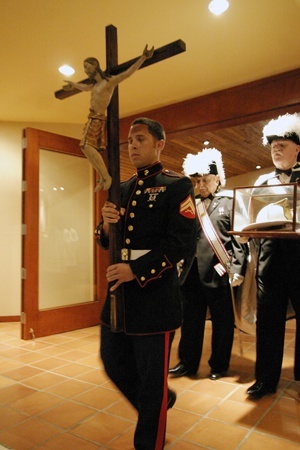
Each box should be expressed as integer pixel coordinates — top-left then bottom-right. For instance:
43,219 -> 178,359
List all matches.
80,110 -> 107,151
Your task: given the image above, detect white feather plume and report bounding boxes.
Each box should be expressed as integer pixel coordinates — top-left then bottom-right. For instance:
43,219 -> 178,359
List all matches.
182,148 -> 226,187
262,113 -> 300,145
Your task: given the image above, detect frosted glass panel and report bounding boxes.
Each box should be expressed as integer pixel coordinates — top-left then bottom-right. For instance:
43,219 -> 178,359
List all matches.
39,150 -> 94,309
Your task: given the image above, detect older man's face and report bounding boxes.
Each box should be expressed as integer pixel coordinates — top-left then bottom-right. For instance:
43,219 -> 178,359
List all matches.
194,174 -> 220,198
270,139 -> 300,170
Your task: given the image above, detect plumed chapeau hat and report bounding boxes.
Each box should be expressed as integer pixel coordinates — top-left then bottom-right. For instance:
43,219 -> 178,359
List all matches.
182,148 -> 226,187
262,113 -> 300,146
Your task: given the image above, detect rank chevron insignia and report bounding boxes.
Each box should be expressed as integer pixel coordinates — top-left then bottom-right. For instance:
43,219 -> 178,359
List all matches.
179,194 -> 196,219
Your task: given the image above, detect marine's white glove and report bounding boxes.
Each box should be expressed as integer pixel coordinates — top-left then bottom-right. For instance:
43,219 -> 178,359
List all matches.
229,273 -> 244,287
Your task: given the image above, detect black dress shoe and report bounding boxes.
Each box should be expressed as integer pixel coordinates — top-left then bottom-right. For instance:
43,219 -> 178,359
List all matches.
168,363 -> 193,377
246,381 -> 277,399
209,371 -> 228,380
167,389 -> 177,410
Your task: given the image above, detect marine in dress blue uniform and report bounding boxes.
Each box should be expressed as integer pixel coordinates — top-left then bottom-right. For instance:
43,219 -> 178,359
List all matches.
95,118 -> 197,449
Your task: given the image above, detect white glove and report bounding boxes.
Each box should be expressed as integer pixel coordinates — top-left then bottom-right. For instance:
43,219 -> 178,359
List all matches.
229,273 -> 244,287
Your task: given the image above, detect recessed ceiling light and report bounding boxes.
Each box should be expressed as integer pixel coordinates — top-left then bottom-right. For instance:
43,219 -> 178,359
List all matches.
208,0 -> 229,15
58,65 -> 75,76
203,140 -> 210,145
256,165 -> 261,169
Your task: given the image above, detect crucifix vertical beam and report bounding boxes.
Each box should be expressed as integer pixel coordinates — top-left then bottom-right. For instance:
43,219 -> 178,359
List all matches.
105,25 -> 124,332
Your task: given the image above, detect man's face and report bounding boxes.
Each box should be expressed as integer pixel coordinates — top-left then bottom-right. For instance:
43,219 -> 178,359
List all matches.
127,124 -> 164,168
84,61 -> 97,80
270,139 -> 300,170
194,174 -> 220,198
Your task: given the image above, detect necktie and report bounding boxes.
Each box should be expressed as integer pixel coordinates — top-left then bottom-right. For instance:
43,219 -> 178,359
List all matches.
200,194 -> 214,209
200,194 -> 214,202
275,168 -> 292,176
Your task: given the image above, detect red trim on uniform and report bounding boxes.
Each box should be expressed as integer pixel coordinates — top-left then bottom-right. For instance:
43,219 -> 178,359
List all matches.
155,332 -> 170,450
134,256 -> 173,288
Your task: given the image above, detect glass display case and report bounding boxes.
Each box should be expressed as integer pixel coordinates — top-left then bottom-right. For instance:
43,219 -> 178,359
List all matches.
230,182 -> 300,239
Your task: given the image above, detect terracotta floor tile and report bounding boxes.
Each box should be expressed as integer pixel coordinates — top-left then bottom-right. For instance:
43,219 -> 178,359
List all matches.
38,401 -> 96,429
183,417 -> 248,449
50,362 -> 92,377
37,432 -> 100,449
105,427 -> 135,450
53,348 -> 90,362
0,406 -> 28,430
0,359 -> 24,374
283,381 -> 300,400
0,375 -> 16,389
239,430 -> 300,450
10,391 -> 63,415
105,398 -> 137,421
2,365 -> 43,381
74,385 -> 122,409
175,390 -> 221,415
9,351 -> 46,364
21,371 -> 68,390
75,367 -> 109,385
271,395 -> 300,418
167,440 -> 207,449
190,378 -> 239,398
0,417 -> 61,450
21,341 -> 56,352
0,347 -> 30,359
0,320 -> 297,450
44,378 -> 94,398
208,399 -> 266,428
0,383 -> 36,405
37,335 -> 75,345
184,419 -> 248,450
71,411 -> 134,446
76,353 -> 102,368
29,356 -> 68,370
34,345 -> 71,357
166,408 -> 202,436
257,410 -> 300,444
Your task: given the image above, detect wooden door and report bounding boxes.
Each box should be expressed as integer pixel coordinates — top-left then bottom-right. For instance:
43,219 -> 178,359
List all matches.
21,128 -> 108,339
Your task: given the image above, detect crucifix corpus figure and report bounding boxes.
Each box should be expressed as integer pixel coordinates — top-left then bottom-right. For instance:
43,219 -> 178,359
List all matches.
63,44 -> 154,192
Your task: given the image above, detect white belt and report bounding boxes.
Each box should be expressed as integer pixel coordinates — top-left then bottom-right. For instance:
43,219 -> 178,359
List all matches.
121,249 -> 151,261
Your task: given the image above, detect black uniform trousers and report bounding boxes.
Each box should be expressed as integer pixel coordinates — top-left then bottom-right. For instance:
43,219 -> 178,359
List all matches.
178,258 -> 235,374
256,242 -> 300,387
101,325 -> 174,450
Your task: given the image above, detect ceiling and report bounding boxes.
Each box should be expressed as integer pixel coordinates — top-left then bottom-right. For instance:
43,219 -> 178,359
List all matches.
2,0 -> 300,181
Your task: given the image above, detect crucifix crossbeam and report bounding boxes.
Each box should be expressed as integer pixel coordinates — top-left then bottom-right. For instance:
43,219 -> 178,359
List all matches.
54,38 -> 186,100
54,24 -> 186,332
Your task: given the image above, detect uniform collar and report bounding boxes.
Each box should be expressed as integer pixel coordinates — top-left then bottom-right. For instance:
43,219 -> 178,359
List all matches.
136,162 -> 163,179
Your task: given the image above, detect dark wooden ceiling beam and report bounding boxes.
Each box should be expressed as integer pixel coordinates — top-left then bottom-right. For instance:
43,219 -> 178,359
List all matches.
119,68 -> 300,142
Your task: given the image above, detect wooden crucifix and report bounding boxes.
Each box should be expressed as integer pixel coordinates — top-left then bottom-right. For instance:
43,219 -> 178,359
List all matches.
55,24 -> 186,332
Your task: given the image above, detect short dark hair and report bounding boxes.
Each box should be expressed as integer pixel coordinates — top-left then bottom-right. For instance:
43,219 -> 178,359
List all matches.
131,117 -> 166,142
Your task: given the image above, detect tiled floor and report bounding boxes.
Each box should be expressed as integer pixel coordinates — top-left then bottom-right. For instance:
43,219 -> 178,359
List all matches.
0,320 -> 299,449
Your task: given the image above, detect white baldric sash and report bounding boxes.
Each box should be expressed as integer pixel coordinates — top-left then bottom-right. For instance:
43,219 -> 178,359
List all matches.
196,199 -> 231,276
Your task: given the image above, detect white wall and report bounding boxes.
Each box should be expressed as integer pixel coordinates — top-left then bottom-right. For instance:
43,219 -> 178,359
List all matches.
226,167 -> 273,190
0,122 -> 82,317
